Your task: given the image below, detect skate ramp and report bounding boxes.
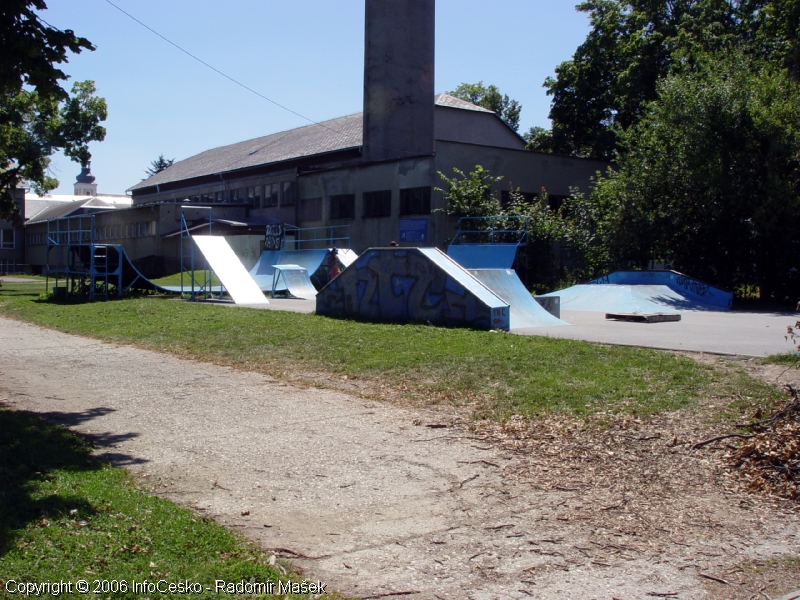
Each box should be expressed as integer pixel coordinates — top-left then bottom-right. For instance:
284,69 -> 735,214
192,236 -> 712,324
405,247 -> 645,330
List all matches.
447,244 -> 518,269
249,249 -> 330,291
544,271 -> 732,313
192,235 -> 269,305
270,265 -> 317,300
467,269 -> 569,328
316,247 -> 510,331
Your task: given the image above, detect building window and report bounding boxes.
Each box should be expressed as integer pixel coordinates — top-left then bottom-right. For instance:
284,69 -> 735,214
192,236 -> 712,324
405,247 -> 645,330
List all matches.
247,186 -> 261,206
264,183 -> 279,207
299,197 -> 322,222
363,190 -> 392,218
188,195 -> 200,203
214,191 -> 226,203
230,188 -> 243,203
2,230 -> 15,249
399,186 -> 431,215
281,181 -> 296,206
329,194 -> 355,220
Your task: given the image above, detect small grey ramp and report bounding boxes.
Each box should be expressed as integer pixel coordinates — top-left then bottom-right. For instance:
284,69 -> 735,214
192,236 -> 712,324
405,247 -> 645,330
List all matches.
192,235 -> 269,305
468,269 -> 570,328
271,265 -> 317,300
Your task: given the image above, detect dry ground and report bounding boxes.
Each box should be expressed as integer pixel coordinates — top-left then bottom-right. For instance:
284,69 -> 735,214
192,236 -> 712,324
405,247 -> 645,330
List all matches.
1,317 -> 798,599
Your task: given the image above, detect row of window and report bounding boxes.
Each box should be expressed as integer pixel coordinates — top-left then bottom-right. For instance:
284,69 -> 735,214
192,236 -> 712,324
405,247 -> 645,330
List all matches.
0,229 -> 15,250
185,182 -> 296,208
26,222 -> 157,246
300,186 -> 432,222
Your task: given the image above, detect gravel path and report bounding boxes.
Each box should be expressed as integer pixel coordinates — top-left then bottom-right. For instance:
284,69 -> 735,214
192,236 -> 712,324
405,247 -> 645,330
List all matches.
1,317 -> 798,599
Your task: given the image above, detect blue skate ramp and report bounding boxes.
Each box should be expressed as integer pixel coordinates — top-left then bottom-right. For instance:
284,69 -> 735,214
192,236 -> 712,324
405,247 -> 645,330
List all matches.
249,249 -> 329,291
544,270 -> 732,313
316,247 -> 511,331
468,269 -> 569,328
447,244 -> 518,269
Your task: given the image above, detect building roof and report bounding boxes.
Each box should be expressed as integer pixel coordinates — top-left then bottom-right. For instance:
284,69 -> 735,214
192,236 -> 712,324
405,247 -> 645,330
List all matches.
26,196 -> 132,224
129,94 -> 496,193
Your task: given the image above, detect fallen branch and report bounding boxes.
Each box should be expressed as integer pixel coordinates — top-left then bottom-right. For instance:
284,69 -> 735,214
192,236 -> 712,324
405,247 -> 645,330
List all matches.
458,474 -> 479,488
692,433 -> 756,449
264,547 -> 330,560
360,592 -> 421,599
698,572 -> 729,585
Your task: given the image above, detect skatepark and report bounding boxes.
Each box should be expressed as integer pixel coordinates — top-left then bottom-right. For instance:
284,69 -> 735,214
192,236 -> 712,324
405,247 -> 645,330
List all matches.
41,212 -> 797,358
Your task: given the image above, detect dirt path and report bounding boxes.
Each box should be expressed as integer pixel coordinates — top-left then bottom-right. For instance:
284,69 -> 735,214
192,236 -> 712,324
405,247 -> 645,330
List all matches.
1,317 -> 797,599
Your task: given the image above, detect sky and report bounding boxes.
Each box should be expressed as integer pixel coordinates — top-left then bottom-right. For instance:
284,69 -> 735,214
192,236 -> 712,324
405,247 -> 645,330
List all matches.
39,1 -> 592,196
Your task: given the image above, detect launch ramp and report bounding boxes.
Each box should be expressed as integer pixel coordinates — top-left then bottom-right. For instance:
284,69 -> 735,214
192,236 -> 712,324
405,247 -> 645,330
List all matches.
467,269 -> 569,328
192,236 -> 269,305
270,265 -> 317,300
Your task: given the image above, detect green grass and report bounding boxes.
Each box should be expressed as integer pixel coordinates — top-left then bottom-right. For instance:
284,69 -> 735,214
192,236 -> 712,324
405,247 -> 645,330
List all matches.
0,407 -> 341,599
0,283 -> 780,420
762,353 -> 800,366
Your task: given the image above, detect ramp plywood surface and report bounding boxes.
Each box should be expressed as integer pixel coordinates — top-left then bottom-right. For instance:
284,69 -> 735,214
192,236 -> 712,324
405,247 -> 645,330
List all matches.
192,235 -> 269,305
468,269 -> 569,328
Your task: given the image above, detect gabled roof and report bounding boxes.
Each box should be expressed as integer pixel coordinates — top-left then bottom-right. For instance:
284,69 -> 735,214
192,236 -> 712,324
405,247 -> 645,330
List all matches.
129,94 -> 497,193
26,197 -> 130,224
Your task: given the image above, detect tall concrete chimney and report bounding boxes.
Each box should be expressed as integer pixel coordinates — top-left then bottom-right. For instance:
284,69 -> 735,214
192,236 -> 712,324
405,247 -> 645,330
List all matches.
362,0 -> 435,162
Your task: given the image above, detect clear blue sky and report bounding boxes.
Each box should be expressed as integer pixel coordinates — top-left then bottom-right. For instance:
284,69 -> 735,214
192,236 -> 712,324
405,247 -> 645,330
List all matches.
40,1 -> 591,195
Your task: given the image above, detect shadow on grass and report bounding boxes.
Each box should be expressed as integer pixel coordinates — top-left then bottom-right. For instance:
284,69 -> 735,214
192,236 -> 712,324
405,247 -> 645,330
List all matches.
0,407 -> 143,557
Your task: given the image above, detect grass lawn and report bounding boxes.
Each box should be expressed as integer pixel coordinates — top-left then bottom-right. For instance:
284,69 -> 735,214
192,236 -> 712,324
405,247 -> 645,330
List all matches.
0,282 -> 779,420
0,407 -> 341,599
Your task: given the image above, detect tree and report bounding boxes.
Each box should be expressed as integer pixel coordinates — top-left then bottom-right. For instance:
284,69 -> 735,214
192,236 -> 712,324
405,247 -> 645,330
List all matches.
544,0 -> 800,159
0,1 -> 107,220
145,154 -> 175,177
589,52 -> 800,298
522,126 -> 554,153
449,82 -> 522,132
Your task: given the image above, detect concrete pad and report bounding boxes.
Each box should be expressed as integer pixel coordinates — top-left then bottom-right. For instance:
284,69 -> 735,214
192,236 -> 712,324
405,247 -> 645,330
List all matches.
516,309 -> 799,357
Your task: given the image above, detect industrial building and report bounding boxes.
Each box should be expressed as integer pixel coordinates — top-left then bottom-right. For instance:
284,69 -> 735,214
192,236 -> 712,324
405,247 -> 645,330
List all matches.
20,0 -> 608,278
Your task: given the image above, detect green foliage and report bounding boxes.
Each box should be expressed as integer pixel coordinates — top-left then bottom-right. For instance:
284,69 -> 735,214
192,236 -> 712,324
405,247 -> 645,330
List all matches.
145,153 -> 175,177
449,81 -> 522,132
590,52 -> 800,298
545,0 -> 800,159
522,126 -> 554,153
0,2 -> 107,221
436,165 -> 503,218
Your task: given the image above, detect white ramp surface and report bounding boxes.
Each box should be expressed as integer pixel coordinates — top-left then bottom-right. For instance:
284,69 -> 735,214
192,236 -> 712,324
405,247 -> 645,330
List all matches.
271,265 -> 317,300
192,235 -> 269,305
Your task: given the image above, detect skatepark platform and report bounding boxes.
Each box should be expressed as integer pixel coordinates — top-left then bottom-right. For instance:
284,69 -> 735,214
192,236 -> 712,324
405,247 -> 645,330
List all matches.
317,247 -> 511,331
543,270 -> 733,313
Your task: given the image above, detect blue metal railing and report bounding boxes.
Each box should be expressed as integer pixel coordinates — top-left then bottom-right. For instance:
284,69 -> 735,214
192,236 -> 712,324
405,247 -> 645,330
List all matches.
450,215 -> 529,246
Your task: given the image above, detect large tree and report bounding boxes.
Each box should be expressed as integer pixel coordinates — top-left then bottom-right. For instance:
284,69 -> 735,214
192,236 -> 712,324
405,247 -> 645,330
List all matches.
544,0 -> 800,159
589,53 -> 800,298
449,82 -> 522,132
0,1 -> 107,220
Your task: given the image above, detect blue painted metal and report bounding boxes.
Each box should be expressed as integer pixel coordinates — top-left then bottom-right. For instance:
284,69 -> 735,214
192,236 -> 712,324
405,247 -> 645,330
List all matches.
586,270 -> 732,309
544,270 -> 732,313
450,215 -> 529,246
467,269 -> 569,328
447,244 -> 518,269
316,247 -> 511,331
179,207 -> 218,300
250,249 -> 330,291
